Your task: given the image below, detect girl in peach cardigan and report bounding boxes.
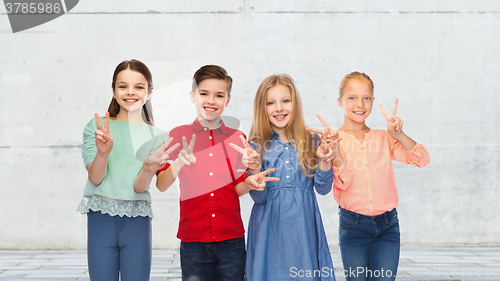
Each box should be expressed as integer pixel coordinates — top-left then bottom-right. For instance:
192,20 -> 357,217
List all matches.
312,71 -> 429,281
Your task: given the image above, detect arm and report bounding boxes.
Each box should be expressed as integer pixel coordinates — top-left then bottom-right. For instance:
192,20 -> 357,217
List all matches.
314,167 -> 334,195
87,154 -> 110,186
235,182 -> 250,196
380,99 -> 429,168
229,135 -> 262,175
389,136 -> 430,168
156,135 -> 196,192
134,138 -> 180,193
332,142 -> 353,190
391,130 -> 416,151
247,169 -> 279,203
308,114 -> 341,194
156,158 -> 185,192
86,113 -> 113,186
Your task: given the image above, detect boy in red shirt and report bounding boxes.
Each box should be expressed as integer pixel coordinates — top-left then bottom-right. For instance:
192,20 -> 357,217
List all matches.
156,65 -> 249,281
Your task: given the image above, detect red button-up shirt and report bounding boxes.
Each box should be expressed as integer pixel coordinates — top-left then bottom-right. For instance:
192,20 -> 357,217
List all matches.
157,119 -> 247,242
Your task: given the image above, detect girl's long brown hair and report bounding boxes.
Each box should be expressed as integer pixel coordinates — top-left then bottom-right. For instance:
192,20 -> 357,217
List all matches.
249,74 -> 318,177
108,59 -> 154,125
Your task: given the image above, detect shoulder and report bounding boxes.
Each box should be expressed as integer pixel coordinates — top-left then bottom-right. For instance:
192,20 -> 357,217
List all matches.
231,128 -> 246,138
84,118 -> 99,130
83,118 -> 100,136
222,127 -> 246,141
149,125 -> 164,135
168,124 -> 191,136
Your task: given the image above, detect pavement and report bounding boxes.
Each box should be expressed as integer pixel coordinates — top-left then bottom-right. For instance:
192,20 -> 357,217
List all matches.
0,247 -> 499,280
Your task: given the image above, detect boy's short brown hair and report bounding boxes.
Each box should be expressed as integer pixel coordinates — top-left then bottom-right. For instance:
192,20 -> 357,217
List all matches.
192,65 -> 233,95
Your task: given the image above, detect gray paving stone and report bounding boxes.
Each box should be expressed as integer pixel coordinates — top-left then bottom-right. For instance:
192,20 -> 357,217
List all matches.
0,247 -> 498,280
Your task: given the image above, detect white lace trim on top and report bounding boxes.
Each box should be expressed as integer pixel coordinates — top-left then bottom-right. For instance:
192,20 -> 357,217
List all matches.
77,195 -> 153,218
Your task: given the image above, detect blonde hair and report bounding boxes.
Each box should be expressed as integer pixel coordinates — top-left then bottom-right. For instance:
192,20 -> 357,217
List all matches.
249,74 -> 318,178
339,71 -> 374,98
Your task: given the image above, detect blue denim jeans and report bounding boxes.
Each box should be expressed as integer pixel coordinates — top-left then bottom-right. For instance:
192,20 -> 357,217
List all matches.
87,211 -> 152,281
338,207 -> 400,281
180,237 -> 246,281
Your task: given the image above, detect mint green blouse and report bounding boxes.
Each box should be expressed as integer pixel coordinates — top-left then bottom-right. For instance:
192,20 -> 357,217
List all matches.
77,118 -> 165,218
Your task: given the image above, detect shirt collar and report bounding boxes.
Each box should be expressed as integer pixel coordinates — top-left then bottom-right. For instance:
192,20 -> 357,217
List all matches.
191,118 -> 229,135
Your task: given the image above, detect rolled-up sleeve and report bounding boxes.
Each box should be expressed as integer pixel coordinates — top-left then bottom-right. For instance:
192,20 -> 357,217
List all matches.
391,140 -> 430,168
333,163 -> 353,191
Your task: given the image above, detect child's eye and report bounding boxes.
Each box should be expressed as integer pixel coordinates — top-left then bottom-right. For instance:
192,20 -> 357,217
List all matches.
348,97 -> 355,100
118,85 -> 126,89
283,99 -> 290,103
267,102 -> 274,105
136,86 -> 144,90
364,97 -> 372,101
200,93 -> 207,96
217,94 -> 224,98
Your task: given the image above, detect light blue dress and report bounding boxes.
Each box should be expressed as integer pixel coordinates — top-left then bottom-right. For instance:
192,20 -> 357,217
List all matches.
246,132 -> 336,281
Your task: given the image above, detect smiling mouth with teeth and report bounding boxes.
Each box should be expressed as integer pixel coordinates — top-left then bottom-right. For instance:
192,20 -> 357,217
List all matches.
204,107 -> 217,112
274,114 -> 287,119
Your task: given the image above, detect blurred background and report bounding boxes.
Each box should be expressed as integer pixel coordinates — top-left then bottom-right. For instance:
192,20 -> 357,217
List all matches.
0,0 -> 498,249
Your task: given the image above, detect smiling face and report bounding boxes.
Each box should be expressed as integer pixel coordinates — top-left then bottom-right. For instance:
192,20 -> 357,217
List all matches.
338,79 -> 374,124
190,78 -> 231,123
266,84 -> 294,135
113,68 -> 150,117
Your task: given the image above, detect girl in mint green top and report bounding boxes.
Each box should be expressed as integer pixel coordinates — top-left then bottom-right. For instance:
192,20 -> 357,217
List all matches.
78,59 -> 179,281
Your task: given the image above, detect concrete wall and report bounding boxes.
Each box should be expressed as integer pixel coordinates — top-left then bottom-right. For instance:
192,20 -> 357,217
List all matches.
0,1 -> 498,249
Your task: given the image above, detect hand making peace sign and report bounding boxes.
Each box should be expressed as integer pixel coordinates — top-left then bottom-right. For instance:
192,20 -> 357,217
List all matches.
94,112 -> 113,156
229,135 -> 262,171
379,99 -> 403,137
178,134 -> 197,166
245,168 -> 280,191
143,137 -> 180,172
306,114 -> 341,162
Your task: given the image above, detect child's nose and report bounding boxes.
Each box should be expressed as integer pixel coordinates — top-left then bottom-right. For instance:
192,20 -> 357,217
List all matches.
276,102 -> 284,111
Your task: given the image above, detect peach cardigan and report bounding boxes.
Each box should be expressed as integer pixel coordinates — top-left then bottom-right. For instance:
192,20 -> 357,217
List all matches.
333,129 -> 430,216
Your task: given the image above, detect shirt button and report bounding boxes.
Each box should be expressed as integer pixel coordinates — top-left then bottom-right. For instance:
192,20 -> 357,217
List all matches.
209,153 -> 213,157
370,200 -> 373,204
365,164 -> 368,167
209,136 -> 212,139
210,193 -> 214,197
361,147 -> 364,150
285,147 -> 288,150
286,161 -> 289,164
212,214 -> 215,217
286,175 -> 289,178
204,128 -> 207,131
210,172 -> 213,176
367,180 -> 371,185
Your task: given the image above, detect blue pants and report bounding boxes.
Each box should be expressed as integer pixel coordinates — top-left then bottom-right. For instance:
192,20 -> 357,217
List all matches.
180,237 -> 246,281
338,207 -> 400,281
87,211 -> 152,281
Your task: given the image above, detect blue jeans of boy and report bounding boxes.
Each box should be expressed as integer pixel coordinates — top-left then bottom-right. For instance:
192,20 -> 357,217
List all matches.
339,207 -> 400,281
87,210 -> 152,281
180,237 -> 246,281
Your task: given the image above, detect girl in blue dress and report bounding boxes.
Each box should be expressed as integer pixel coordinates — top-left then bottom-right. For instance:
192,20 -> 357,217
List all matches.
243,74 -> 338,281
